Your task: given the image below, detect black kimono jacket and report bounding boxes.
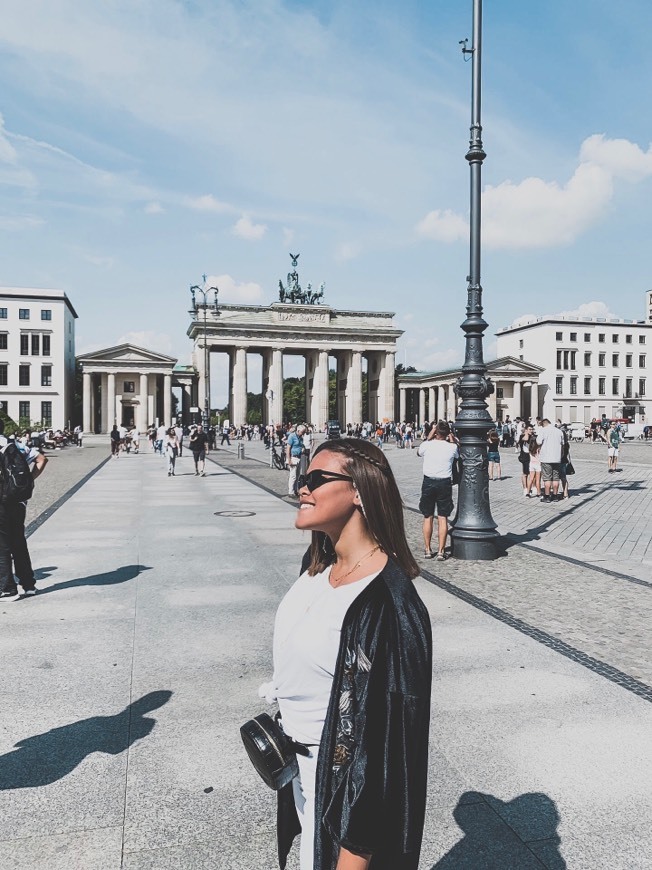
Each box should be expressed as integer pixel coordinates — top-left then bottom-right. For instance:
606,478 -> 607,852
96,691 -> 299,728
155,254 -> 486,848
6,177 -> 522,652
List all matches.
277,556 -> 433,870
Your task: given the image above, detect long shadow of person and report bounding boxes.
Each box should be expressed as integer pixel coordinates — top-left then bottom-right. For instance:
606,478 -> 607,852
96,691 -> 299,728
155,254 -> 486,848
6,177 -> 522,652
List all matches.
36,564 -> 152,596
0,690 -> 172,790
431,791 -> 566,869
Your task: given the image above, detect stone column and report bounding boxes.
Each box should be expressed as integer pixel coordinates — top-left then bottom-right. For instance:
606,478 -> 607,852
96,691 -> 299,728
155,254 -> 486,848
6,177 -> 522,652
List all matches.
232,346 -> 248,425
349,351 -> 363,425
83,372 -> 92,433
513,381 -> 522,419
139,373 -> 149,431
163,373 -> 172,426
378,351 -> 395,421
269,348 -> 284,424
419,388 -> 426,427
399,387 -> 406,422
107,373 -> 116,430
181,384 -> 191,424
428,386 -> 436,422
311,350 -> 329,430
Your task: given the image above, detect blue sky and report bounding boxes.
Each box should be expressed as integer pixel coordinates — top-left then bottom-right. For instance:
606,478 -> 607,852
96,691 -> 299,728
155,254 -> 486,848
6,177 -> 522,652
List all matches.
1,0 -> 651,403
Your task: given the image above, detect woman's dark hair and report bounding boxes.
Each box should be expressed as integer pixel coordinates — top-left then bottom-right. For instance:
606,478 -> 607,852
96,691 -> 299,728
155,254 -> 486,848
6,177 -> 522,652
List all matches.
306,438 -> 419,579
488,429 -> 499,445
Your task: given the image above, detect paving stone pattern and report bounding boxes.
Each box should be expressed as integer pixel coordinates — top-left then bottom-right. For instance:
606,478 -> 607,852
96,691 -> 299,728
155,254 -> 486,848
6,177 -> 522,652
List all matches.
211,438 -> 652,692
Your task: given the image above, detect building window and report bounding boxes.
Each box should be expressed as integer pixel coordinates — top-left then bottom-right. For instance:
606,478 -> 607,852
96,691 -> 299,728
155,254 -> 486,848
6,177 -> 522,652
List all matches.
41,309 -> 52,321
519,354 -> 523,360
599,377 -> 606,395
41,365 -> 52,387
556,331 -> 563,341
639,379 -> 646,397
0,308 -> 6,319
584,352 -> 591,366
640,335 -> 646,345
42,335 -> 51,356
556,350 -> 562,369
0,333 -> 6,350
612,377 -> 619,395
570,351 -> 577,370
626,354 -> 633,368
0,364 -> 7,386
18,309 -> 30,320
626,334 -> 633,344
519,339 -> 524,349
496,387 -> 504,399
612,334 -> 619,343
612,354 -> 619,367
18,401 -> 30,422
584,333 -> 591,342
31,334 -> 40,356
19,364 -> 30,386
584,377 -> 591,395
20,334 -> 29,355
570,332 -> 577,342
123,381 -> 135,393
598,333 -> 605,343
625,378 -> 633,398
639,355 -> 646,368
556,376 -> 563,395
599,353 -> 606,367
41,401 -> 52,427
570,376 -> 577,395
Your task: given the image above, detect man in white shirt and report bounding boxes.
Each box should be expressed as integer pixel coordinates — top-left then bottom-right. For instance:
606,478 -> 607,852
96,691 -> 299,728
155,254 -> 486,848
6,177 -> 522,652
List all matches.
536,419 -> 564,502
0,421 -> 48,600
417,420 -> 459,560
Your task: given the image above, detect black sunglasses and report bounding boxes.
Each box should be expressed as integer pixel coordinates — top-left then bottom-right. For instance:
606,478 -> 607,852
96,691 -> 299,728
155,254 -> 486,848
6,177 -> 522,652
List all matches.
297,470 -> 354,492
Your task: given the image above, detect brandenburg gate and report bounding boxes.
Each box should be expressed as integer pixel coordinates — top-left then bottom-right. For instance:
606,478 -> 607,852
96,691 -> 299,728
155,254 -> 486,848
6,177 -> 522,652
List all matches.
188,256 -> 402,428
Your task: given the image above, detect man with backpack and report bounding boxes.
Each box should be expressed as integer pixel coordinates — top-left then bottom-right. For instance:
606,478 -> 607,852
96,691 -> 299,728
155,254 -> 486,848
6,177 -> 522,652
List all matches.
0,420 -> 48,601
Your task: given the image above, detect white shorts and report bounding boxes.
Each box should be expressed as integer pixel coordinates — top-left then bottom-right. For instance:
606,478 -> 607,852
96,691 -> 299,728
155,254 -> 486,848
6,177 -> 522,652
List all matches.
608,447 -> 619,457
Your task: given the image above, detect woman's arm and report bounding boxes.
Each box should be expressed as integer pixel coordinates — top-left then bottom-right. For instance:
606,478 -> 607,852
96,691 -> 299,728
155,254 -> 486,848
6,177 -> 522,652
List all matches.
336,847 -> 371,870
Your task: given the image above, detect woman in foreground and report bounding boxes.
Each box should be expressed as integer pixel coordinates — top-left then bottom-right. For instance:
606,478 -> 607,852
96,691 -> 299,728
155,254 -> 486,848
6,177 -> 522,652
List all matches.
265,438 -> 432,870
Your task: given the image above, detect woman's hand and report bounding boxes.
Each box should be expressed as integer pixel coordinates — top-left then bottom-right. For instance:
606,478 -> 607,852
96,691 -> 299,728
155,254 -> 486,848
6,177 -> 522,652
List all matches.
336,847 -> 371,870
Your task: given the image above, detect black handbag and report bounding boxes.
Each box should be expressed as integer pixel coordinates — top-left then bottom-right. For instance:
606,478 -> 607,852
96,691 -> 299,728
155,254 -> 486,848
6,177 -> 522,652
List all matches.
565,461 -> 575,475
240,712 -> 309,790
452,457 -> 461,486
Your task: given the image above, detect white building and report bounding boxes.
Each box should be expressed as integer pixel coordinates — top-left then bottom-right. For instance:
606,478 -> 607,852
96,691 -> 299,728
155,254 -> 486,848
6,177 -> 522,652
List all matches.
0,287 -> 78,429
496,291 -> 652,424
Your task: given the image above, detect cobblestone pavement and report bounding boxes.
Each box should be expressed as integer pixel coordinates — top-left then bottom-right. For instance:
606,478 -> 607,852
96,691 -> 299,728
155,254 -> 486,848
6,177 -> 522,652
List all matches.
209,437 -> 652,694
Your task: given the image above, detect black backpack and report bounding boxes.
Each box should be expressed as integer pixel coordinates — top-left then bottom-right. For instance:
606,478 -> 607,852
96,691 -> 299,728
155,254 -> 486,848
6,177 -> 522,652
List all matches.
0,441 -> 35,503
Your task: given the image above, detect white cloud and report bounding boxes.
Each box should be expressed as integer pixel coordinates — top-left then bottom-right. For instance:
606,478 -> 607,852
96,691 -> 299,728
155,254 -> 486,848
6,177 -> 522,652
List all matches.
184,194 -> 232,213
418,348 -> 461,371
144,201 -> 164,214
205,273 -> 264,304
334,241 -> 361,262
580,134 -> 652,182
0,114 -> 17,164
509,301 -> 616,329
416,209 -> 467,244
417,134 -> 652,250
233,215 -> 267,240
116,330 -> 174,355
83,253 -> 114,268
0,215 -> 44,231
282,227 -> 294,246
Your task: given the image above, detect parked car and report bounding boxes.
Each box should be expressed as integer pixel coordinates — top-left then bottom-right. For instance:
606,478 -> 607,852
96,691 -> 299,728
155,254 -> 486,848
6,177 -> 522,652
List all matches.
325,420 -> 341,439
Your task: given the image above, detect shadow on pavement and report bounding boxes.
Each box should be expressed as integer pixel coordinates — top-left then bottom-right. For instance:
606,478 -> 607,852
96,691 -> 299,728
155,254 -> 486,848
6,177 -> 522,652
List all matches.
36,564 -> 152,596
497,480 -> 645,553
431,790 -> 565,869
0,691 -> 172,790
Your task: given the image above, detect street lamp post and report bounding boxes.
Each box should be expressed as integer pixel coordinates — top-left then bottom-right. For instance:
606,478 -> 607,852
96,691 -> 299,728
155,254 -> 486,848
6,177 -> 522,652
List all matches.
190,275 -> 219,429
451,0 -> 499,560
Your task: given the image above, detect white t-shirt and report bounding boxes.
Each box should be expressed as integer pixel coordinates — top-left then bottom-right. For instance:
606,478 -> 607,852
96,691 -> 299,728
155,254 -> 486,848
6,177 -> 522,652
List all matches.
265,566 -> 379,746
417,438 -> 459,479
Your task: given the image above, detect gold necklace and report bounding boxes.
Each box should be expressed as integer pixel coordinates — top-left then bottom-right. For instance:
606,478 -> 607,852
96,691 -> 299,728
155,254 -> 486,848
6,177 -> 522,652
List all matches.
330,545 -> 381,586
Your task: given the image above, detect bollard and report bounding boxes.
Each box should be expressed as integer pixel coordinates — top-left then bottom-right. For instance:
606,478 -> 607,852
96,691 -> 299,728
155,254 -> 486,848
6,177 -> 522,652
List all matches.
237,441 -> 245,459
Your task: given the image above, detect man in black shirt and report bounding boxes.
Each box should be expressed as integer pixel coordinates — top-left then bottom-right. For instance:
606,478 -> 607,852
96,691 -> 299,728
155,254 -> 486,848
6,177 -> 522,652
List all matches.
189,425 -> 209,476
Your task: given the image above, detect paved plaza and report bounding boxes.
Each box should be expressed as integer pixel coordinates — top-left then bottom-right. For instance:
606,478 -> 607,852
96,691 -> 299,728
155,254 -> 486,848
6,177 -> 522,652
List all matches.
0,440 -> 650,868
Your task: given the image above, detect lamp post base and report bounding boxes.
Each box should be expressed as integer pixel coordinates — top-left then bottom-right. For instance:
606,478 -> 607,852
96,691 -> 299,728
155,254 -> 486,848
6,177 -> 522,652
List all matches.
450,528 -> 499,561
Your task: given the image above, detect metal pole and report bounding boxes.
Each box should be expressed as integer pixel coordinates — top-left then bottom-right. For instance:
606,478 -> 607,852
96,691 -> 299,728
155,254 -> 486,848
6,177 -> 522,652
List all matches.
451,0 -> 498,560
